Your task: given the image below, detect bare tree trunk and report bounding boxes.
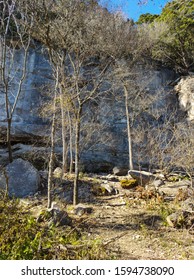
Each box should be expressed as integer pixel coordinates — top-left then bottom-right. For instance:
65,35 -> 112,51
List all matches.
47,70 -> 58,209
59,89 -> 68,173
73,106 -> 82,205
7,118 -> 13,163
124,84 -> 133,170
68,109 -> 74,174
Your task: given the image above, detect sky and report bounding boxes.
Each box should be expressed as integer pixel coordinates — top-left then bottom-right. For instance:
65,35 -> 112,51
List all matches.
98,0 -> 170,21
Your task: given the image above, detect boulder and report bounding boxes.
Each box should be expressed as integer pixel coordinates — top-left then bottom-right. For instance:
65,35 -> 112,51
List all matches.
92,183 -> 118,196
158,180 -> 191,197
166,193 -> 194,228
113,166 -> 128,176
73,204 -> 93,216
0,158 -> 40,197
175,76 -> 194,121
128,170 -> 156,186
48,208 -> 72,227
166,210 -> 194,228
37,202 -> 72,227
181,198 -> 194,212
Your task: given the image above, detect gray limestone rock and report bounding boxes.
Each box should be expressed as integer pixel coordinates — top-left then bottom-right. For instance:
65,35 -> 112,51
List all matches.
175,76 -> 194,121
0,158 -> 40,197
92,183 -> 119,196
48,208 -> 72,227
53,167 -> 63,178
158,180 -> 191,197
73,204 -> 93,216
113,166 -> 128,176
128,170 -> 156,186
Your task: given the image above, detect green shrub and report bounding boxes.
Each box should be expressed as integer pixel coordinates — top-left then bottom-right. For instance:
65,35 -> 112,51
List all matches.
0,196 -> 108,260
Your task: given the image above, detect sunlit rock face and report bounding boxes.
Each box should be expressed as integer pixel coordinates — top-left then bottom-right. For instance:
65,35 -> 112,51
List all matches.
0,44 -> 52,142
0,44 -> 188,171
175,76 -> 194,122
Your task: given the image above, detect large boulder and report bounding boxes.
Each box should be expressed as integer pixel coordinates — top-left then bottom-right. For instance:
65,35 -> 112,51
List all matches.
175,76 -> 194,121
128,170 -> 156,186
0,158 -> 40,197
113,166 -> 128,176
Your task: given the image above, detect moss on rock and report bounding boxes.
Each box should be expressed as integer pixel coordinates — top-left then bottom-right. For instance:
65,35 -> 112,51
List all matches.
120,178 -> 138,189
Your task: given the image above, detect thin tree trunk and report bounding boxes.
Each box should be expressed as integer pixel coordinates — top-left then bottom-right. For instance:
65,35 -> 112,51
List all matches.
68,109 -> 74,174
47,70 -> 58,209
7,118 -> 13,163
59,89 -> 68,173
73,106 -> 82,205
124,84 -> 133,170
2,35 -> 13,163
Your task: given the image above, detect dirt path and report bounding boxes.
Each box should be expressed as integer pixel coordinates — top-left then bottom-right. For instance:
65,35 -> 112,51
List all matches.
79,192 -> 194,260
24,174 -> 194,260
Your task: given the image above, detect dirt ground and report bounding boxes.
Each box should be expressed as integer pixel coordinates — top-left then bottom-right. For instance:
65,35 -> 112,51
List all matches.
24,174 -> 194,260
80,195 -> 194,260
67,178 -> 194,260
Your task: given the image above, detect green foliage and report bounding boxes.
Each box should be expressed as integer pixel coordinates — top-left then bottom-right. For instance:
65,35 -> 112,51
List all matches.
0,196 -> 107,260
120,178 -> 138,189
136,13 -> 159,24
159,204 -> 175,226
154,0 -> 194,72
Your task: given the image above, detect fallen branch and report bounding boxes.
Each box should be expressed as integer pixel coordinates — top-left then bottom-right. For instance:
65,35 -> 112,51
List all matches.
102,232 -> 128,247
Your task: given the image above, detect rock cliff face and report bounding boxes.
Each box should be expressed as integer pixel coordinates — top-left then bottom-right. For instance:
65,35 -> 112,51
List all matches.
175,76 -> 194,122
0,46 -> 192,171
0,44 -> 51,142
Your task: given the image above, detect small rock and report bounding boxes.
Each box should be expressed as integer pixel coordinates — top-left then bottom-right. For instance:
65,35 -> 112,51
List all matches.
166,211 -> 184,227
73,204 -> 93,216
166,210 -> 193,228
48,208 -> 72,227
53,167 -> 63,178
113,166 -> 128,176
181,198 -> 194,212
158,181 -> 191,197
152,179 -> 164,188
92,184 -> 118,196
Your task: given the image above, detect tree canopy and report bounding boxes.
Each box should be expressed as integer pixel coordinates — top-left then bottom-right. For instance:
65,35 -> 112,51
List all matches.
136,13 -> 159,24
136,0 -> 194,73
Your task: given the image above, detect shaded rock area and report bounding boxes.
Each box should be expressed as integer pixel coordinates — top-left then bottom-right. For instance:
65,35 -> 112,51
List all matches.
128,170 -> 158,186
0,158 -> 40,197
36,202 -> 72,227
166,197 -> 194,229
0,143 -> 62,168
113,166 -> 128,176
47,208 -> 72,227
0,45 -> 51,143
